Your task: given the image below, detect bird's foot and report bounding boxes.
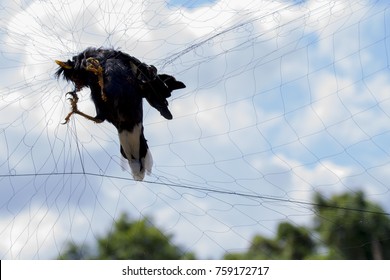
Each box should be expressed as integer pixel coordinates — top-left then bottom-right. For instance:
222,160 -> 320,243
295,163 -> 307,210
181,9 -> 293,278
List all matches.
85,57 -> 108,102
62,91 -> 79,124
62,91 -> 104,124
85,57 -> 103,76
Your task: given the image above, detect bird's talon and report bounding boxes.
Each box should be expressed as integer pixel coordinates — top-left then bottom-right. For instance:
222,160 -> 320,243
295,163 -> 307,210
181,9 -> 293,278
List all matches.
62,112 -> 73,125
62,93 -> 104,124
62,91 -> 79,124
65,90 -> 77,96
85,57 -> 103,74
85,57 -> 107,102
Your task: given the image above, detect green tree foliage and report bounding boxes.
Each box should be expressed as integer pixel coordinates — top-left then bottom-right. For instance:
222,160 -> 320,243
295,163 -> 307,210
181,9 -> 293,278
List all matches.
224,222 -> 316,260
58,214 -> 194,260
276,222 -> 316,259
59,192 -> 390,260
225,191 -> 390,260
314,191 -> 390,259
57,242 -> 91,260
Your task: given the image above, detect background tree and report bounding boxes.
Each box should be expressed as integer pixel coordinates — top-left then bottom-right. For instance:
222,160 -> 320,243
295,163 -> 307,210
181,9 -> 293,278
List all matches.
58,213 -> 194,260
59,191 -> 390,260
225,191 -> 390,260
224,222 -> 316,260
314,191 -> 390,259
276,222 -> 316,259
58,242 -> 91,260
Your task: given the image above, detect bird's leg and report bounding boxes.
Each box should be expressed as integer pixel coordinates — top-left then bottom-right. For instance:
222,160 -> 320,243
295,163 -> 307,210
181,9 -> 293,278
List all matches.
62,90 -> 104,124
85,57 -> 107,102
62,90 -> 78,124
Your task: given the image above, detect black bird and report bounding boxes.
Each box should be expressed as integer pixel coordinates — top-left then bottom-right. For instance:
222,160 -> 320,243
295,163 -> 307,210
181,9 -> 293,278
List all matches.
55,47 -> 186,180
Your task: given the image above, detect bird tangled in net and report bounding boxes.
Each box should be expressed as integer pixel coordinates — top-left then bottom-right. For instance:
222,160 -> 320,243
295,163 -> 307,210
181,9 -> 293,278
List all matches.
55,47 -> 186,181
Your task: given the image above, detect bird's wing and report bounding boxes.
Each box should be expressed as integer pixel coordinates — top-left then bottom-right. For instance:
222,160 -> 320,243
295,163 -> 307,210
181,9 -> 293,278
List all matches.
140,73 -> 186,120
107,52 -> 185,120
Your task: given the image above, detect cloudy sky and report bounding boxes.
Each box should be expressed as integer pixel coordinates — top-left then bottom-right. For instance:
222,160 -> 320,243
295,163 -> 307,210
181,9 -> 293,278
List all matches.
1,0 -> 390,259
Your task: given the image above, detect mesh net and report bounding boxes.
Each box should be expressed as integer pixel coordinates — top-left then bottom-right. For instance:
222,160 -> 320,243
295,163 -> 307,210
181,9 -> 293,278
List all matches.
0,0 -> 390,259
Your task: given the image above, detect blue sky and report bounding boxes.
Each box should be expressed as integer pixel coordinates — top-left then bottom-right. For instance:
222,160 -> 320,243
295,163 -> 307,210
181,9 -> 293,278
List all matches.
1,0 -> 390,259
168,0 -> 217,8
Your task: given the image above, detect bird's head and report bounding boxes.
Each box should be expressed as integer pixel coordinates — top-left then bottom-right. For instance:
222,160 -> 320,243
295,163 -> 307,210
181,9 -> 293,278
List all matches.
55,49 -> 98,90
55,59 -> 74,78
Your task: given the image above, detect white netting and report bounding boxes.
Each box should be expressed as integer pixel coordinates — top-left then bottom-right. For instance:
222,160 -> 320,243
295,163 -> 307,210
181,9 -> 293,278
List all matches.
0,0 -> 389,259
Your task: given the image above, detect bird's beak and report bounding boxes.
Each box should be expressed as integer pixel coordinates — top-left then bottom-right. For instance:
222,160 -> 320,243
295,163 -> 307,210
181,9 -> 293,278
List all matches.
55,60 -> 72,69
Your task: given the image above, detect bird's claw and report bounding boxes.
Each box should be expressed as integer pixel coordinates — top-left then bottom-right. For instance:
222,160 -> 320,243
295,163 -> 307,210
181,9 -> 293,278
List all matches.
85,57 -> 107,102
62,91 -> 78,124
85,58 -> 102,75
62,90 -> 104,125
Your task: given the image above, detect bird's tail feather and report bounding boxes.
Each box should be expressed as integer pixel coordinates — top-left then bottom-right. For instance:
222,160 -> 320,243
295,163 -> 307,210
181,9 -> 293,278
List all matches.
118,124 -> 153,181
128,149 -> 153,181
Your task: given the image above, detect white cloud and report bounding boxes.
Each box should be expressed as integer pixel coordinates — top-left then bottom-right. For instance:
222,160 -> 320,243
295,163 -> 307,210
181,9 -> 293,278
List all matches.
0,206 -> 67,259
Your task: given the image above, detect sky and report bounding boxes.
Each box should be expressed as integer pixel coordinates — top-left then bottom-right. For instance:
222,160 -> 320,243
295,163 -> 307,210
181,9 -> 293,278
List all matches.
0,0 -> 390,259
